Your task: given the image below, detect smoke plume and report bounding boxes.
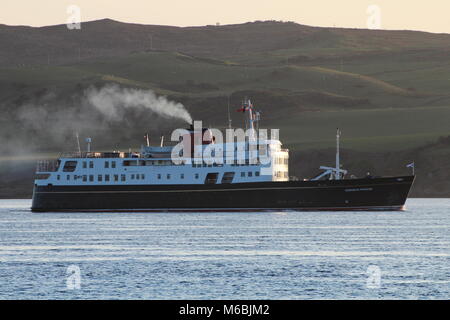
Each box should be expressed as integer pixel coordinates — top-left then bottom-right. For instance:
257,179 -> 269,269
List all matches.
4,84 -> 192,155
85,84 -> 192,124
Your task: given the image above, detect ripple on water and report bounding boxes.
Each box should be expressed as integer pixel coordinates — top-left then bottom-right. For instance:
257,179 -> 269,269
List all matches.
0,198 -> 449,299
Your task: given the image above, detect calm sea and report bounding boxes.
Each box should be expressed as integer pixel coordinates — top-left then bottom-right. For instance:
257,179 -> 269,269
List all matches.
0,199 -> 449,300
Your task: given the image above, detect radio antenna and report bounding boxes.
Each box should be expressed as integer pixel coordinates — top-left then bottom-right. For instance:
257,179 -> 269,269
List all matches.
227,95 -> 232,129
75,132 -> 81,155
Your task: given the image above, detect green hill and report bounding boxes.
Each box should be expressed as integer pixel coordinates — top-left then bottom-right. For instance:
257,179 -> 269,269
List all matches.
0,19 -> 450,197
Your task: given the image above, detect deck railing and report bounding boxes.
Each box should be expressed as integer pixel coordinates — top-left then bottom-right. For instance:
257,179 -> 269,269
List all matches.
58,152 -> 133,159
36,160 -> 60,172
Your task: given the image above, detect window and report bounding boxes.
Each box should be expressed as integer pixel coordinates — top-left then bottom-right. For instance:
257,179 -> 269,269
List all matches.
255,171 -> 260,177
105,175 -> 110,182
66,175 -> 70,180
89,175 -> 94,182
157,174 -> 161,180
83,175 -> 87,182
181,174 -> 184,179
241,172 -> 245,177
114,174 -> 118,182
136,174 -> 140,180
248,172 -> 253,177
98,175 -> 103,182
131,174 -> 135,179
111,161 -> 116,168
63,161 -> 77,172
167,174 -> 171,179
204,172 -> 219,184
57,175 -> 60,180
121,174 -> 126,182
82,161 -> 87,169
89,161 -> 94,168
123,160 -> 144,166
141,174 -> 145,180
104,161 -> 109,168
195,173 -> 199,179
221,172 -> 235,184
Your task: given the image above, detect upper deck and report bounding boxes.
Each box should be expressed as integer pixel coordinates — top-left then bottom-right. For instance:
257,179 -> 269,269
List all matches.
34,139 -> 289,187
34,100 -> 290,186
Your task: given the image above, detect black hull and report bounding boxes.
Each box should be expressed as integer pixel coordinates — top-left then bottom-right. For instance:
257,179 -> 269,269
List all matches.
31,176 -> 414,212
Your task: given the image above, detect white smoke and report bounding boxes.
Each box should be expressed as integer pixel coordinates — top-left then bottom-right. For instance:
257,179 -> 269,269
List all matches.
85,84 -> 192,124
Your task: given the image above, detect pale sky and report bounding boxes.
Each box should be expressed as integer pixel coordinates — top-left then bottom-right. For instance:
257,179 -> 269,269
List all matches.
2,0 -> 450,34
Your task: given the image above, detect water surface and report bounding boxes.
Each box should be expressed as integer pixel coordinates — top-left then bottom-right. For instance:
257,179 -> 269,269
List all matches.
0,199 -> 449,299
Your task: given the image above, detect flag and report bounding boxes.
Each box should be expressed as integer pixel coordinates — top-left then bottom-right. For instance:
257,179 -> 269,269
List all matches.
406,162 -> 414,168
236,105 -> 249,112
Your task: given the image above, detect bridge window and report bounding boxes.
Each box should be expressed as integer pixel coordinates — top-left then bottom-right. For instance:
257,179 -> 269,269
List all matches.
63,161 -> 78,172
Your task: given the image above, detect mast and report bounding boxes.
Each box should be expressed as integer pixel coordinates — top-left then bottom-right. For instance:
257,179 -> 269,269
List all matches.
86,138 -> 92,153
75,132 -> 81,156
227,95 -> 232,129
336,128 -> 341,180
311,128 -> 348,181
245,99 -> 256,141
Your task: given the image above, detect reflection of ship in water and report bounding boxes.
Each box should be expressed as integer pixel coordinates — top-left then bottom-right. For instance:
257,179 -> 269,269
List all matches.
31,100 -> 414,212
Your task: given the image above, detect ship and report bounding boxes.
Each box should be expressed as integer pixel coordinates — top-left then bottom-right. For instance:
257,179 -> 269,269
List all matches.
31,100 -> 414,212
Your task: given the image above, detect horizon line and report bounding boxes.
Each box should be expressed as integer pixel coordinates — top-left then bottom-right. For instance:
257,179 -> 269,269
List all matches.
2,18 -> 450,36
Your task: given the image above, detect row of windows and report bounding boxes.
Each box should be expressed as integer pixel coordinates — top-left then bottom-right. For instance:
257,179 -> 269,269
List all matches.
72,159 -> 265,171
56,171 -> 262,182
275,171 -> 289,178
240,171 -> 260,177
274,157 -> 289,165
157,173 -> 192,180
57,174 -> 137,182
81,160 -> 118,169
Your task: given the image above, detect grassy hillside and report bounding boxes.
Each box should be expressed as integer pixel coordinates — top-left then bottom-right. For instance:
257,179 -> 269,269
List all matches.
0,19 -> 450,197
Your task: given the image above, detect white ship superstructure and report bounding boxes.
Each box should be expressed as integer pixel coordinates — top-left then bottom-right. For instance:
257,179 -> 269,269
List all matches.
34,100 -> 289,188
